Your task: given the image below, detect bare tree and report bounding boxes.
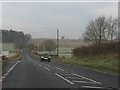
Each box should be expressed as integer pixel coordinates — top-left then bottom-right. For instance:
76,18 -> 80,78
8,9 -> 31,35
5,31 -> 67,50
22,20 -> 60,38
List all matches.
106,17 -> 118,42
83,16 -> 107,44
118,17 -> 120,41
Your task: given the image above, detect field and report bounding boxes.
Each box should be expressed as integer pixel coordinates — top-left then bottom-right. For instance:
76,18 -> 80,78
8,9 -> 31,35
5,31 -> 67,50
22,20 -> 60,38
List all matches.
28,38 -> 89,48
2,43 -> 16,51
58,47 -> 73,54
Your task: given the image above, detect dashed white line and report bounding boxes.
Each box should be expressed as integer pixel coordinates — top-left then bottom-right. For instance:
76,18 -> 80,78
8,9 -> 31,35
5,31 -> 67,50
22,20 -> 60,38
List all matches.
55,73 -> 74,84
73,73 -> 101,84
55,67 -> 64,71
44,67 -> 50,71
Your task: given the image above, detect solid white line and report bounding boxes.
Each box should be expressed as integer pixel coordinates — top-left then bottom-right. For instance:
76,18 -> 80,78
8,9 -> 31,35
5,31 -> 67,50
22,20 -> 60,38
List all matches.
44,67 -> 50,71
73,80 -> 94,84
1,61 -> 20,80
94,70 -> 119,76
82,86 -> 104,89
66,76 -> 81,79
55,73 -> 74,84
59,73 -> 73,76
73,73 -> 101,84
4,73 -> 8,77
55,67 -> 64,71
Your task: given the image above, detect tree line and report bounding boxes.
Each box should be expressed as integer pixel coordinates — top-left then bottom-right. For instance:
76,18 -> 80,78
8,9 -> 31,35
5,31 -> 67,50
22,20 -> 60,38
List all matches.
27,40 -> 56,52
2,29 -> 31,49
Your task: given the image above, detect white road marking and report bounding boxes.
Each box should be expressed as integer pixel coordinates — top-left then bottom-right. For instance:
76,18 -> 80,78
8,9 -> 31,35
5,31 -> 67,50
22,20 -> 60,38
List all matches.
55,67 -> 64,71
41,62 -> 44,64
55,73 -> 74,84
1,76 -> 5,79
59,73 -> 73,76
46,64 -> 51,67
73,73 -> 101,84
4,73 -> 8,76
44,67 -> 50,71
82,86 -> 104,89
95,70 -> 109,74
39,64 -> 42,66
0,61 -> 20,80
66,76 -> 82,79
73,81 -> 94,84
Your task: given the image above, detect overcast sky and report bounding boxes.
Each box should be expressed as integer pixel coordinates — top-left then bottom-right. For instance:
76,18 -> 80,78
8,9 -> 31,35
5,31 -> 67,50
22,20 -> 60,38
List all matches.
0,1 -> 118,39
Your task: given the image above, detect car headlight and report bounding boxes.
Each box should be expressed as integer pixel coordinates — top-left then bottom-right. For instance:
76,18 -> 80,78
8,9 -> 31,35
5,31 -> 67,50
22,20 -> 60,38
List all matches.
49,56 -> 51,58
41,56 -> 44,58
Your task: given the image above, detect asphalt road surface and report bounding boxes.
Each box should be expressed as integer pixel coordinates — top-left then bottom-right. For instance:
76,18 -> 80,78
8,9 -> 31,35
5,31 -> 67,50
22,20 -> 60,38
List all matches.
2,49 -> 119,89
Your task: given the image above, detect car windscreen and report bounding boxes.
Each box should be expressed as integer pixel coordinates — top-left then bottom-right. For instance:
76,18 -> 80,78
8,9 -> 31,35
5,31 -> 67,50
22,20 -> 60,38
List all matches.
42,54 -> 49,57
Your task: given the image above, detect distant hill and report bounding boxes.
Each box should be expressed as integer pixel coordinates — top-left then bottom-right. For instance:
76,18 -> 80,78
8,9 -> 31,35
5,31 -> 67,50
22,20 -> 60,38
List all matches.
28,38 -> 89,48
2,29 -> 31,49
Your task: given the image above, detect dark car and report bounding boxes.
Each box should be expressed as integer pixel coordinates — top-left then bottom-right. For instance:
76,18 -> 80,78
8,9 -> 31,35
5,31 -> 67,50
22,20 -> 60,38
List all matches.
40,53 -> 51,62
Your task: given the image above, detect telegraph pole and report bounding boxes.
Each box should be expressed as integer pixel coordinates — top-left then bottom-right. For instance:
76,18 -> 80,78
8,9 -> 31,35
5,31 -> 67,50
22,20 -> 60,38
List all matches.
57,29 -> 59,57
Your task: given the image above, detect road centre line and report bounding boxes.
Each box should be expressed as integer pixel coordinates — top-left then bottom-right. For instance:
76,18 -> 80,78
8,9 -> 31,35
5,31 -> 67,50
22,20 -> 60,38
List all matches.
44,67 -> 50,71
55,73 -> 74,84
73,73 -> 101,84
55,67 -> 64,71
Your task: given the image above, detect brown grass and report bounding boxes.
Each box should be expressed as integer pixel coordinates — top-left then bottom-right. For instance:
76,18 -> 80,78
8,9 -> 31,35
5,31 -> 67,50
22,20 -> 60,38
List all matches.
7,51 -> 22,60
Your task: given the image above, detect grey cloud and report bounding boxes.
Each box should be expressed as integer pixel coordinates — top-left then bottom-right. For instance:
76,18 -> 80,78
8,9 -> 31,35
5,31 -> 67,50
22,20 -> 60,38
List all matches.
2,2 -> 118,39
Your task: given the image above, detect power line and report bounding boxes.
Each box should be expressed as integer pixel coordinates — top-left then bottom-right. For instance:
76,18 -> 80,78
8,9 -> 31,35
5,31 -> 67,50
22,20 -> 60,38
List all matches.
31,29 -> 56,35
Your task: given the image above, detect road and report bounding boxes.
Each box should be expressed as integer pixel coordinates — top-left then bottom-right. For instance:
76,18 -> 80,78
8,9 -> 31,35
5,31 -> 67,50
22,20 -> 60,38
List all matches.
2,49 -> 119,89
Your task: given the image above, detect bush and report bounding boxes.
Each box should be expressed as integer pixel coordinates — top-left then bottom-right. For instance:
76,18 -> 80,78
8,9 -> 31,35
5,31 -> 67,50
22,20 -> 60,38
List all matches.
73,41 -> 119,57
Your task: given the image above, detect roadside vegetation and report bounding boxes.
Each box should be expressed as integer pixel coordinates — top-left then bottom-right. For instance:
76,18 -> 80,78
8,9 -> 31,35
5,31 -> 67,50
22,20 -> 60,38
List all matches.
55,16 -> 119,75
7,51 -> 23,61
2,51 -> 23,69
55,53 -> 118,75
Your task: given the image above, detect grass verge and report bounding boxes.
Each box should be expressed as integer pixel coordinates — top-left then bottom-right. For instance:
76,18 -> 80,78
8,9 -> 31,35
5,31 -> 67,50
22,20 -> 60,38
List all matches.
30,52 -> 119,75
54,54 -> 119,75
